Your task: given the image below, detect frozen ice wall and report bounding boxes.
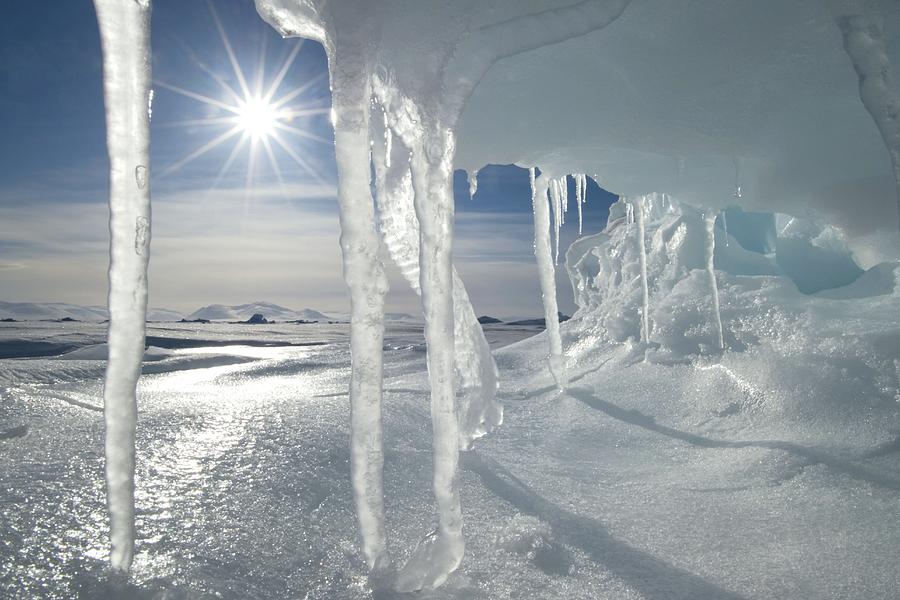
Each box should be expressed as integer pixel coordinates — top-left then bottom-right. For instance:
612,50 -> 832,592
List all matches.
455,0 -> 900,259
566,196 -> 899,359
249,0 -> 900,591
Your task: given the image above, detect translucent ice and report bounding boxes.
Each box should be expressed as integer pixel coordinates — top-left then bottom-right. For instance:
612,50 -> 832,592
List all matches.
704,211 -> 725,350
92,0 -> 153,574
531,168 -> 565,386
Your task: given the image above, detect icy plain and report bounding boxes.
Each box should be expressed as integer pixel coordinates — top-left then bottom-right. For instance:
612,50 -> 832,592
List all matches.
2,293 -> 899,599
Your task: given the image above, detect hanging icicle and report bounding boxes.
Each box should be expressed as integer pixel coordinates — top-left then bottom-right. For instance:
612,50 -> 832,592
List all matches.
721,209 -> 729,246
574,173 -> 587,235
530,168 -> 566,386
332,53 -> 391,575
93,0 -> 153,575
632,196 -> 650,343
704,211 -> 725,351
549,177 -> 562,264
467,169 -> 478,200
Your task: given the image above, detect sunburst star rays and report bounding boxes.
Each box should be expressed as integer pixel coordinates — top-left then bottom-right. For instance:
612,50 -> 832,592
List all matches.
155,1 -> 331,191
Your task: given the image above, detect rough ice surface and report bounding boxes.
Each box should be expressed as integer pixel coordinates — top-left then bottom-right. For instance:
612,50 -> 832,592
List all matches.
92,0 -> 153,575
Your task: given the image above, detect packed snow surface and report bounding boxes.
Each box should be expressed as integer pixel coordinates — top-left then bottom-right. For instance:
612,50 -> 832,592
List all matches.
2,310 -> 899,598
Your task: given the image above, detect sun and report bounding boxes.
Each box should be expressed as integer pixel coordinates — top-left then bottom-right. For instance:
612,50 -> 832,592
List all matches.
237,96 -> 279,140
155,3 -> 331,190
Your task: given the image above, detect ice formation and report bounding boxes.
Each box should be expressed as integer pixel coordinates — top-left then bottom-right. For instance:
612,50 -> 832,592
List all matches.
549,177 -> 563,263
251,1 -> 632,589
370,111 -> 501,453
530,169 -> 566,386
574,172 -> 588,235
92,0 -> 153,574
631,196 -> 651,343
704,210 -> 725,350
89,0 -> 900,591
830,0 -> 900,230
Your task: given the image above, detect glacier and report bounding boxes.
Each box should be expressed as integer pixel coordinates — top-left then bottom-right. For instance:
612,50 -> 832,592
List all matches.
80,0 -> 900,595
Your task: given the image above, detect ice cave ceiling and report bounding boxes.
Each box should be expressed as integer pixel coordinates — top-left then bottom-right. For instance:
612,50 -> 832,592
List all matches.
258,0 -> 900,253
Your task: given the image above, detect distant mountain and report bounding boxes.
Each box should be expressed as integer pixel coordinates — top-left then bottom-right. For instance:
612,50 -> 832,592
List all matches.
506,312 -> 571,327
0,301 -> 184,322
477,315 -> 503,324
188,302 -> 331,323
385,312 -> 420,322
147,308 -> 188,322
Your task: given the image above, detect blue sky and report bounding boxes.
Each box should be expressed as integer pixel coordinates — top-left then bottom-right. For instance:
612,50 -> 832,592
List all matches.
0,0 -> 615,318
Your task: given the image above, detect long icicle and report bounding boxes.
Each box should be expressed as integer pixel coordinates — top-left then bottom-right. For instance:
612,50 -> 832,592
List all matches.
395,126 -> 464,592
575,173 -> 584,235
531,169 -> 565,386
704,211 -> 725,350
93,0 -> 152,574
331,53 -> 390,574
721,209 -> 729,246
633,196 -> 650,343
549,178 -> 561,264
371,109 -> 500,452
831,3 -> 900,230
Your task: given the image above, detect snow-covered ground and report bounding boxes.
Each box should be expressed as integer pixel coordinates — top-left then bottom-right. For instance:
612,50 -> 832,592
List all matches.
2,304 -> 899,598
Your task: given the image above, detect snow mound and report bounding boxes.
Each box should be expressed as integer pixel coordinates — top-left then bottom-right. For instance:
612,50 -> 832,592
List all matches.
567,195 -> 900,357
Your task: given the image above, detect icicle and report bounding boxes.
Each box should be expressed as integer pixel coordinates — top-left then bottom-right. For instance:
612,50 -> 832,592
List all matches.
392,124 -> 464,593
383,110 -> 392,168
632,196 -> 650,343
371,107 -> 500,453
530,169 -> 566,386
831,3 -> 900,230
721,209 -> 730,246
467,169 -> 478,200
93,0 -> 153,575
704,211 -> 725,351
560,175 -> 569,218
549,178 -> 562,264
582,174 -> 588,207
331,61 -> 390,574
575,174 -> 584,235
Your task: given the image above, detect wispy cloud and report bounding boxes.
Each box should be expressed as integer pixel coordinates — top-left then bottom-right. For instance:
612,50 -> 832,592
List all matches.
0,176 -> 574,316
